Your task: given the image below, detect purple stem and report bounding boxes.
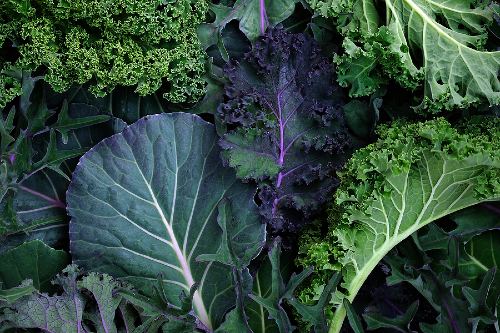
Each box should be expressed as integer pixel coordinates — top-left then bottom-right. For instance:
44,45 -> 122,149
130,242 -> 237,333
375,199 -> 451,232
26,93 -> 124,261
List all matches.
272,91 -> 286,217
120,306 -> 130,333
482,203 -> 500,215
443,301 -> 460,333
18,185 -> 66,208
97,300 -> 110,333
259,0 -> 267,35
277,92 -> 285,167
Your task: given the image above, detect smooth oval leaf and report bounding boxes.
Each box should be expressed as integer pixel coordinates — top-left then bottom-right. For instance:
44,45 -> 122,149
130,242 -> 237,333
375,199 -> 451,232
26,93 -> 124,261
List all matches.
68,113 -> 259,330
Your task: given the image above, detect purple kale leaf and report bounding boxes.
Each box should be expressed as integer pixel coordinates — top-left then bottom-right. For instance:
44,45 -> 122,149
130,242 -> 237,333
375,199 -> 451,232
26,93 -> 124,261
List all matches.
218,28 -> 351,233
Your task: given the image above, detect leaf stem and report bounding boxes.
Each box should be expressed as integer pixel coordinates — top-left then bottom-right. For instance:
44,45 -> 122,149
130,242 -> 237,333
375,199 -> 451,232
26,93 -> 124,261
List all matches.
17,185 -> 66,208
259,0 -> 267,35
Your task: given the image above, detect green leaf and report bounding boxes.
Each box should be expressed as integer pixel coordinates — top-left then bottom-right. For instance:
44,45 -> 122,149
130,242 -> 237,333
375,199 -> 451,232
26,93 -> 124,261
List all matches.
363,301 -> 419,332
211,0 -> 298,41
288,272 -> 341,333
68,113 -> 260,330
78,273 -> 123,333
246,254 -> 281,333
343,299 -> 364,333
249,240 -> 313,333
327,118 -> 500,333
0,107 -> 16,153
343,99 -> 379,139
32,129 -> 87,177
0,240 -> 69,291
465,230 -> 500,273
0,265 -> 85,333
53,99 -> 110,144
198,198 -> 265,269
0,280 -> 36,303
311,0 -> 500,110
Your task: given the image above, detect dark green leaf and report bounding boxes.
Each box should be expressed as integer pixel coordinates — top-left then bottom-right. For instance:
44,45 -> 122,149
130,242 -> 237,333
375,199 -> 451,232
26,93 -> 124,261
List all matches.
0,240 -> 69,291
363,301 -> 419,332
343,298 -> 364,333
68,113 -> 259,330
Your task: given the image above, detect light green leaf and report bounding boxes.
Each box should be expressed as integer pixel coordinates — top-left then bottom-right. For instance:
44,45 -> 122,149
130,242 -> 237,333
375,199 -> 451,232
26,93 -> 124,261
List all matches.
0,240 -> 69,291
68,113 -> 259,330
327,118 -> 500,333
310,0 -> 500,110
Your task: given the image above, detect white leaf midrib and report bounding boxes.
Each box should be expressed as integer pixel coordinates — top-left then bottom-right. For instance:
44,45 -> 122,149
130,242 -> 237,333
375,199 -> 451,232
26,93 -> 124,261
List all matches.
131,153 -> 211,328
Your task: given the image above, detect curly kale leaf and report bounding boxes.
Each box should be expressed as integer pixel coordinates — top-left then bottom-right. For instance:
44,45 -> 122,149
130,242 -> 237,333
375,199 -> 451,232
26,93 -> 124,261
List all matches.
0,0 -> 208,104
218,28 -> 351,232
0,264 -> 202,332
297,117 -> 499,333
308,0 -> 500,112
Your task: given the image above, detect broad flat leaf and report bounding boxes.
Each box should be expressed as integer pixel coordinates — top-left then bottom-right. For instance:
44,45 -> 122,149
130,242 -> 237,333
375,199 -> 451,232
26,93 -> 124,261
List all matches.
465,230 -> 500,272
68,113 -> 259,330
0,240 -> 69,291
211,0 -> 299,41
327,118 -> 500,333
418,205 -> 500,251
198,199 -> 265,269
6,169 -> 68,236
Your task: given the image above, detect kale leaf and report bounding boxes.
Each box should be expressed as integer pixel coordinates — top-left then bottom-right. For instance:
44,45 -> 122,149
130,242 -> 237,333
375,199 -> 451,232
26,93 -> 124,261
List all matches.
218,28 -> 351,232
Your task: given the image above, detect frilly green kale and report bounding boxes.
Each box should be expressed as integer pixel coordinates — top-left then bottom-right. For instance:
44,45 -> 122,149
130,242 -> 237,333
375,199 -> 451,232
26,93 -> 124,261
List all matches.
307,0 -> 500,112
0,0 -> 208,108
296,117 -> 500,333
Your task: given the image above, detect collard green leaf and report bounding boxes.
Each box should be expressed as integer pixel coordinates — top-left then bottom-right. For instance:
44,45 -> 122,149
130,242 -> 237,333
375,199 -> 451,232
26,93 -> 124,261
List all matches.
68,113 -> 259,330
0,240 -> 69,291
198,198 -> 265,269
325,118 -> 499,333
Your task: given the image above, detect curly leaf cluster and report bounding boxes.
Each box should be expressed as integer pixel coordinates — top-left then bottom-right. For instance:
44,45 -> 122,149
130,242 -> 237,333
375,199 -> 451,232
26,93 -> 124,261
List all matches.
307,0 -> 500,111
218,28 -> 351,232
297,117 -> 499,333
0,0 -> 208,106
